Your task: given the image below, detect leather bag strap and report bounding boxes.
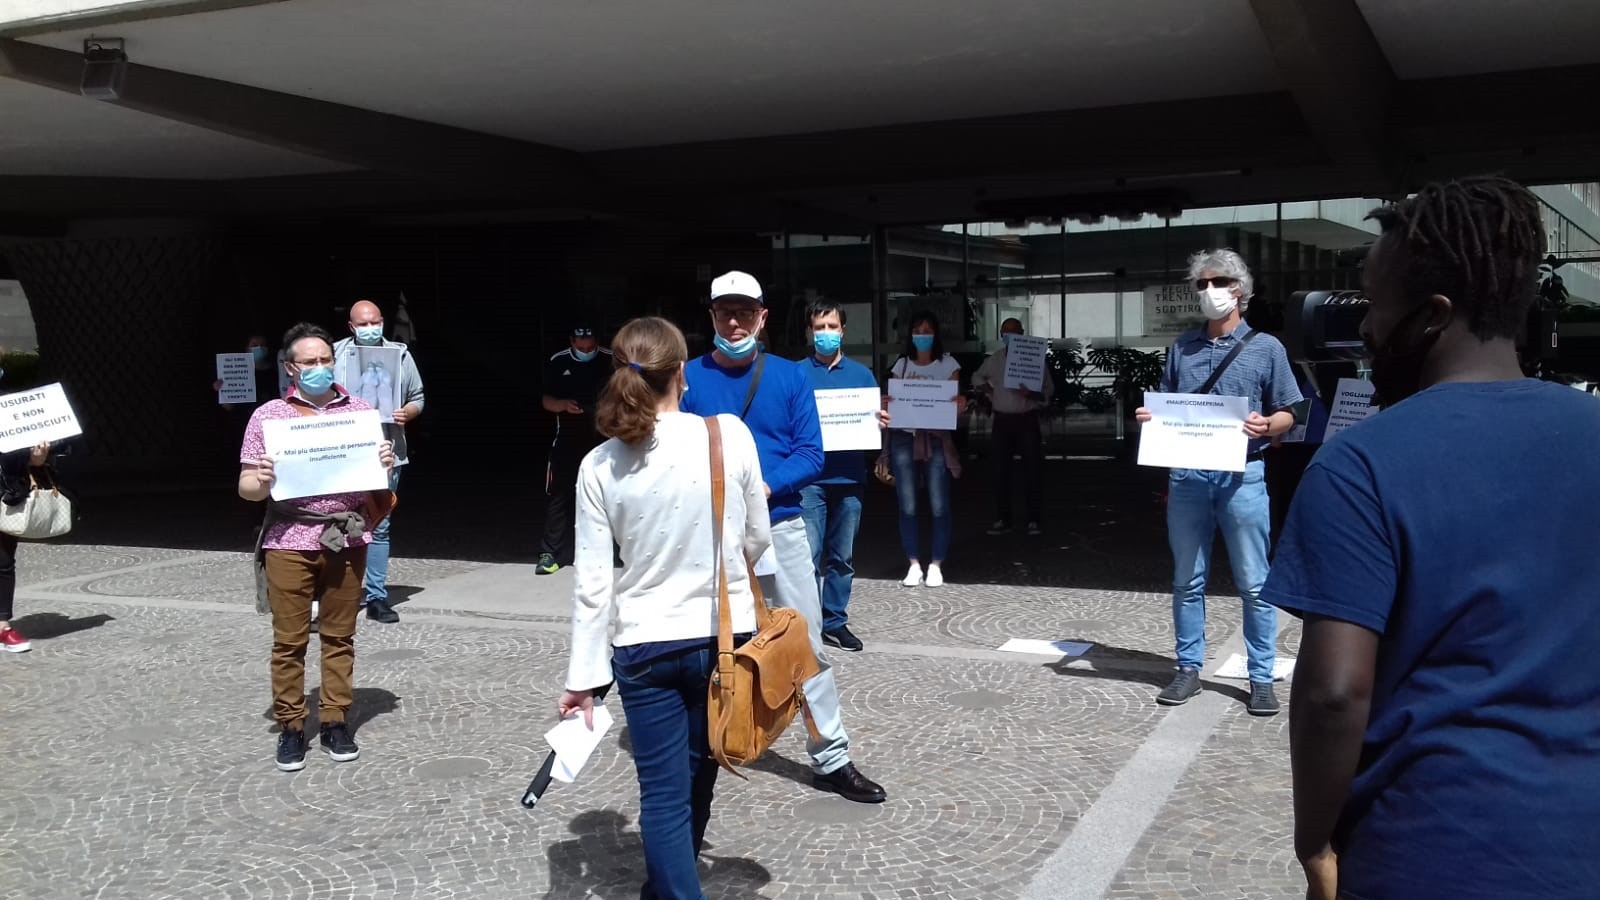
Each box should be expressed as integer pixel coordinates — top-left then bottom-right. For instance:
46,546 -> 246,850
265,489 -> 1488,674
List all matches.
706,417 -> 736,684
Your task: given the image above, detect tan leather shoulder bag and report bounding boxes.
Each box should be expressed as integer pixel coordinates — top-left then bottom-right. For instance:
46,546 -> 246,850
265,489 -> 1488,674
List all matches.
704,416 -> 822,776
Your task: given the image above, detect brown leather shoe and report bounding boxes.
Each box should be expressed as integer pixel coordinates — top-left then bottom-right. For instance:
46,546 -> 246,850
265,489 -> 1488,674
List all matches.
812,763 -> 886,804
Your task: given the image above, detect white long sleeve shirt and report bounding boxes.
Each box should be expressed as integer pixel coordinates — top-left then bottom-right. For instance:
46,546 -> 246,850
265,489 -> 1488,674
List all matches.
566,412 -> 772,691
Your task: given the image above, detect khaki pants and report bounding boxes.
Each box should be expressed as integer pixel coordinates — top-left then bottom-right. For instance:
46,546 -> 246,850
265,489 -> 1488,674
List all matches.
264,546 -> 367,730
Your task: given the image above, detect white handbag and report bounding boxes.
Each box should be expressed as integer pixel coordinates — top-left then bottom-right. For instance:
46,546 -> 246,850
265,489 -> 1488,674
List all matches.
0,477 -> 72,539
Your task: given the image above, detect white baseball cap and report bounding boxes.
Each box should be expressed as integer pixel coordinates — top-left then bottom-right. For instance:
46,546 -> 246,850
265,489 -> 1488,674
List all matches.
710,270 -> 764,305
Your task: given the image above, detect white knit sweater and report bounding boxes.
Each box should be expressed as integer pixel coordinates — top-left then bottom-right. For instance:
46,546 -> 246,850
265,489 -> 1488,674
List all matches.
565,412 -> 771,691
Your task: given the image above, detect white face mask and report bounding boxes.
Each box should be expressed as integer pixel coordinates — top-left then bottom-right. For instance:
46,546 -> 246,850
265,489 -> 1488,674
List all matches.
1200,285 -> 1238,320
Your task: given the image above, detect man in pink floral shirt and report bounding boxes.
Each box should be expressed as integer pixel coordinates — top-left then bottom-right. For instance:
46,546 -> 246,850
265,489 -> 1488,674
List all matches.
239,323 -> 394,773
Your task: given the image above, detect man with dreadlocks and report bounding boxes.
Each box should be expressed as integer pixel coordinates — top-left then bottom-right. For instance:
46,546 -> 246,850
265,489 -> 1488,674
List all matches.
1264,176 -> 1600,900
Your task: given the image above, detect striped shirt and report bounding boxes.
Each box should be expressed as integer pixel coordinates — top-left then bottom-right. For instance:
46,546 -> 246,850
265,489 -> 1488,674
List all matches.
1159,321 -> 1302,457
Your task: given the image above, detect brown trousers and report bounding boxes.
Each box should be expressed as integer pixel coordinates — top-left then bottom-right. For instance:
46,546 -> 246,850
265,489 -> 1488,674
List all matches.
264,545 -> 367,730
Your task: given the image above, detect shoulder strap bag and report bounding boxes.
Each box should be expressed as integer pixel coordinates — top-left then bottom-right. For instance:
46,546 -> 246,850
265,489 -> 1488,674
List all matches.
1194,329 -> 1258,396
704,415 -> 822,775
0,472 -> 71,540
738,353 -> 767,420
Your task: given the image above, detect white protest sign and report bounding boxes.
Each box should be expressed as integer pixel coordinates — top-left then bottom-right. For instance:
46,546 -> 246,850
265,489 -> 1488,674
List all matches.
0,383 -> 83,453
887,378 -> 958,431
215,353 -> 256,405
341,344 -> 404,424
1001,335 -> 1049,392
262,409 -> 389,501
1137,391 -> 1250,472
1323,378 -> 1378,441
814,388 -> 882,452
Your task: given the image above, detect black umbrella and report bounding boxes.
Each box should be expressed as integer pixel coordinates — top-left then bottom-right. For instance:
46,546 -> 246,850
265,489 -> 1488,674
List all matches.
522,682 -> 613,809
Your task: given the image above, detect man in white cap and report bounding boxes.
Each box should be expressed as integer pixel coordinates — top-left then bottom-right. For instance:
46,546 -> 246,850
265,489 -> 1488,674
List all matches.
680,271 -> 887,804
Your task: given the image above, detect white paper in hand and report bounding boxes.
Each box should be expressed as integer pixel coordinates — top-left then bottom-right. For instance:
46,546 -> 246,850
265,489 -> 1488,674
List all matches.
752,545 -> 778,577
544,703 -> 614,783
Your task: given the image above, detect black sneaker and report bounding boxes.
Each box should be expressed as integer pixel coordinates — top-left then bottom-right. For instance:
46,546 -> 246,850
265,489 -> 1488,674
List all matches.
1247,681 -> 1281,717
365,598 -> 400,624
276,728 -> 307,772
986,520 -> 1013,535
1156,667 -> 1202,706
535,553 -> 560,575
320,722 -> 360,762
1026,522 -> 1043,537
822,625 -> 864,652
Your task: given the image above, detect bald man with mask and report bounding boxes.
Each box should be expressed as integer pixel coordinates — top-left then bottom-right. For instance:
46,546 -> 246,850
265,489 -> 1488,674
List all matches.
333,300 -> 426,624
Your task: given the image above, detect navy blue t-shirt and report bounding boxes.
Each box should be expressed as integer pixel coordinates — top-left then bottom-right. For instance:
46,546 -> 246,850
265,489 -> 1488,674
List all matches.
1264,379 -> 1600,900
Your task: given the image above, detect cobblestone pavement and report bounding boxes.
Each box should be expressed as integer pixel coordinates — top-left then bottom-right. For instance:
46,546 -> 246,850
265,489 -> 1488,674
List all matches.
2,531 -> 1305,899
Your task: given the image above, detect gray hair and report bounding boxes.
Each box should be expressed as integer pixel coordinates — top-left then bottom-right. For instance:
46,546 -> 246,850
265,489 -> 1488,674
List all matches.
1187,248 -> 1255,309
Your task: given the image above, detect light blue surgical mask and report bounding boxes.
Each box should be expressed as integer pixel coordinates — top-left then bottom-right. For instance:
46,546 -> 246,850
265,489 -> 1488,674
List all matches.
714,332 -> 759,360
354,325 -> 384,346
911,334 -> 935,353
572,348 -> 597,363
1002,333 -> 1018,350
296,365 -> 335,395
251,346 -> 270,364
813,331 -> 843,355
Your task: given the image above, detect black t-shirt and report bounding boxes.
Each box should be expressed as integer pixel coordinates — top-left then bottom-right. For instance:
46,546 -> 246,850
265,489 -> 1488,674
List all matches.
544,348 -> 614,448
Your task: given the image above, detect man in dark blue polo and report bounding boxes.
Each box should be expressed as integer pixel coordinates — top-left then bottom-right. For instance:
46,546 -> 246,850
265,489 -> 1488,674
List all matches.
1135,249 -> 1302,716
798,300 -> 880,652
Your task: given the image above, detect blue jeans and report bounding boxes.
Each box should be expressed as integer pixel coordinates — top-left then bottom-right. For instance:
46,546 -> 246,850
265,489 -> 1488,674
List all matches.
613,647 -> 719,900
362,465 -> 402,605
799,483 -> 864,633
1167,460 -> 1277,682
888,432 -> 952,562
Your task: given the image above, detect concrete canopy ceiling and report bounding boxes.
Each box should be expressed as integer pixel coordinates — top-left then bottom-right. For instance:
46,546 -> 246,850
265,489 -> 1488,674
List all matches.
17,0 -> 1286,151
0,76 -> 349,177
1,0 -> 1598,230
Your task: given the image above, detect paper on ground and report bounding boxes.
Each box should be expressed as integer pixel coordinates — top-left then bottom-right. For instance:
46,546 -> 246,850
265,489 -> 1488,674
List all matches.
998,638 -> 1093,657
1214,653 -> 1296,681
544,703 -> 614,783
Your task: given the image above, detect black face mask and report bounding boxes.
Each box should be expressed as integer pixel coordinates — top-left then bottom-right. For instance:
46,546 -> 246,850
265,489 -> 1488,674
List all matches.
1365,301 -> 1442,408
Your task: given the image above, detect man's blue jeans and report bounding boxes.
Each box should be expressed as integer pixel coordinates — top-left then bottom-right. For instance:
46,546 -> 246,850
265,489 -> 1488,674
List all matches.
799,483 -> 864,633
888,432 -> 952,562
1167,460 -> 1277,683
362,465 -> 402,605
613,647 -> 719,900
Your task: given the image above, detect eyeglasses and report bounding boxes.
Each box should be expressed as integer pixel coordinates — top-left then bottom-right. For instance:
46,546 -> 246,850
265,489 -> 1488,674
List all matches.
1194,276 -> 1238,290
712,306 -> 761,325
291,357 -> 333,367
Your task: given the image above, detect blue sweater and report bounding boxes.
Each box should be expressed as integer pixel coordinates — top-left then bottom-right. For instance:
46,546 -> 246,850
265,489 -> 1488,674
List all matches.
801,353 -> 879,485
682,353 -> 824,523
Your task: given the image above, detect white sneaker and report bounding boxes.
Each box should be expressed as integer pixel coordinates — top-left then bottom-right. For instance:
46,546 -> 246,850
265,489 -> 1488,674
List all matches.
901,563 -> 923,587
925,564 -> 945,588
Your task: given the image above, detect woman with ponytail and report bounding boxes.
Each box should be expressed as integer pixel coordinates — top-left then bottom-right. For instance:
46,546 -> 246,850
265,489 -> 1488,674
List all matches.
557,316 -> 770,900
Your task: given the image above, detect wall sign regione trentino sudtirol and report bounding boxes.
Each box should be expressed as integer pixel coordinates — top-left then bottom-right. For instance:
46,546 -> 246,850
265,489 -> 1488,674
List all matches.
1144,283 -> 1203,337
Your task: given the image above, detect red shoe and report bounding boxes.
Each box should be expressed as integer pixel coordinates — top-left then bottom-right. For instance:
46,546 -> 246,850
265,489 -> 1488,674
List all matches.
0,626 -> 31,653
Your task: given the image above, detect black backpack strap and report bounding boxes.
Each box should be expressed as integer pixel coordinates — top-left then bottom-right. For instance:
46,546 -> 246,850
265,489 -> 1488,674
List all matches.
738,353 -> 767,420
1195,329 -> 1258,396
